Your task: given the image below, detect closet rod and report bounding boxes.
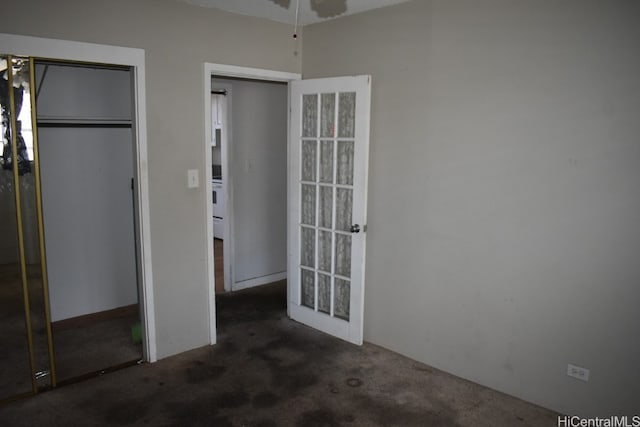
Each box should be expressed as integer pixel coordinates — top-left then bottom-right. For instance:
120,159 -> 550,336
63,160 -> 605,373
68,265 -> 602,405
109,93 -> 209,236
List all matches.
37,122 -> 132,129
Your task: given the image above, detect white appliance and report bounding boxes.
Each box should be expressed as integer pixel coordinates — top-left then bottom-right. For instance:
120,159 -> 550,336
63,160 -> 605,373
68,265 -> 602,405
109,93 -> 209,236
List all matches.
212,179 -> 224,239
211,93 -> 225,146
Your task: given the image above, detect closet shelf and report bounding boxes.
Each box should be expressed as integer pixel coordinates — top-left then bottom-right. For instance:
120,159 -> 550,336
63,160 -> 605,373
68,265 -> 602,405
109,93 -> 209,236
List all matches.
37,116 -> 132,128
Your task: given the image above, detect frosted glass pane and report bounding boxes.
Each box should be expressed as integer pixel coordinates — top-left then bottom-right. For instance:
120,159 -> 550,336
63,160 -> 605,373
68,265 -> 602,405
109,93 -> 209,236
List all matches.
318,273 -> 331,314
334,278 -> 350,320
321,93 -> 336,137
335,234 -> 351,278
318,186 -> 333,229
318,230 -> 332,273
301,227 -> 315,268
319,140 -> 334,183
301,184 -> 316,226
302,94 -> 317,137
302,140 -> 316,182
338,92 -> 356,138
335,188 -> 352,232
337,141 -> 354,185
301,269 -> 315,309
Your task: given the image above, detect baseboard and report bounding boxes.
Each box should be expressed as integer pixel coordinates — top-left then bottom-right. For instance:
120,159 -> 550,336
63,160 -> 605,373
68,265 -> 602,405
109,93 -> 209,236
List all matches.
51,304 -> 139,331
231,271 -> 287,292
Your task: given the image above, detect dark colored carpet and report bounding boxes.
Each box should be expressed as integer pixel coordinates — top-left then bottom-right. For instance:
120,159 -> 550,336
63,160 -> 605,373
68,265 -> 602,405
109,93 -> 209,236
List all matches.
0,262 -> 142,398
52,312 -> 142,382
0,264 -> 34,398
0,280 -> 557,426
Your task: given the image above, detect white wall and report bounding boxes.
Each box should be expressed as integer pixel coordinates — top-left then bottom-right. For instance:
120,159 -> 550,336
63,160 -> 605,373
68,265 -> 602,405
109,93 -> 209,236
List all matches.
213,78 -> 288,287
35,64 -> 132,121
39,127 -> 138,321
0,0 -> 300,358
303,0 -> 640,417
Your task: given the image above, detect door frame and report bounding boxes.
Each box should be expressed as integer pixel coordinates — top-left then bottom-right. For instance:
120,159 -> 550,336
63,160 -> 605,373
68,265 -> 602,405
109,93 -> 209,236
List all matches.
0,32 -> 157,362
203,63 -> 301,344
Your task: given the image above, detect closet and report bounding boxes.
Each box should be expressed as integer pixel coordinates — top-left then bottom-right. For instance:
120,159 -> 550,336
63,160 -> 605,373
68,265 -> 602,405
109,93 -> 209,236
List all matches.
0,55 -> 141,403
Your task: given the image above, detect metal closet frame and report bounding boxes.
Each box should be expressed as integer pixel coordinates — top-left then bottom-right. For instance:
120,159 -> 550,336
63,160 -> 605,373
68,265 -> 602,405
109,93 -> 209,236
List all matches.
2,55 -> 56,403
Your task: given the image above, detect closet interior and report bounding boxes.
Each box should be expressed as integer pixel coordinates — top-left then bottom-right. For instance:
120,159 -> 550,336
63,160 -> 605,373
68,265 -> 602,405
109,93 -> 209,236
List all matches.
0,55 -> 142,403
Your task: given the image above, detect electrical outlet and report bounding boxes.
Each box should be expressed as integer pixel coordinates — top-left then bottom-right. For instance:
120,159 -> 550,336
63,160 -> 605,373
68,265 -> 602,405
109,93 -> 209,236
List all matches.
567,364 -> 590,382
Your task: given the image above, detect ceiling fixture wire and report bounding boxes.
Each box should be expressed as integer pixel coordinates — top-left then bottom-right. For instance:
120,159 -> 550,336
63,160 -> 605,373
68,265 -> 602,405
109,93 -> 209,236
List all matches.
293,0 -> 300,38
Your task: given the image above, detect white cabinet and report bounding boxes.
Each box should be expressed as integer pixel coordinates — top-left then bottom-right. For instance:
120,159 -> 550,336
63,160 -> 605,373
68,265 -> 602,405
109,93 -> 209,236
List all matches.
212,180 -> 224,239
213,218 -> 224,239
211,93 -> 225,147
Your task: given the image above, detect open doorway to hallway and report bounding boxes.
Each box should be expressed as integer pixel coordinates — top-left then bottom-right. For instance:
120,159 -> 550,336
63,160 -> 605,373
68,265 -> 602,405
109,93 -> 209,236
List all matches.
210,76 -> 288,299
203,63 -> 300,346
210,85 -> 227,294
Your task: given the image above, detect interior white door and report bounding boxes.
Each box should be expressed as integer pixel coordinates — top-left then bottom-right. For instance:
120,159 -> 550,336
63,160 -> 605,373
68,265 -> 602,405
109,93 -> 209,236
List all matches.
288,75 -> 371,345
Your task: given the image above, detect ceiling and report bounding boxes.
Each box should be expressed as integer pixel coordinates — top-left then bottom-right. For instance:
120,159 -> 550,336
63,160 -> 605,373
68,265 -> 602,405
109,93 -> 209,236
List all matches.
177,0 -> 412,26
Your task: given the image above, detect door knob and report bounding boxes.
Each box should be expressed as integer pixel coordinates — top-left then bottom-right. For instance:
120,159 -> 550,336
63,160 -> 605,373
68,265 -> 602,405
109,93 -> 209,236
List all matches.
350,224 -> 360,233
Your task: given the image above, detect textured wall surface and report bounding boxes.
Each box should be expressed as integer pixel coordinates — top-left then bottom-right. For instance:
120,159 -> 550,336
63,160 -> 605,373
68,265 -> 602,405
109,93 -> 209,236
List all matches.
303,0 -> 640,417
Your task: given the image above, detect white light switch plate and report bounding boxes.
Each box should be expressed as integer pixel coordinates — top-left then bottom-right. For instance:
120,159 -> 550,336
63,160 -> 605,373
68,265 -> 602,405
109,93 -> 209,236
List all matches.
187,169 -> 199,188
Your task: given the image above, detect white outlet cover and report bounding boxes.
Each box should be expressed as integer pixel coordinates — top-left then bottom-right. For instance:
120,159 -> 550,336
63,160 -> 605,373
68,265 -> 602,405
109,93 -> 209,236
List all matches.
567,363 -> 590,382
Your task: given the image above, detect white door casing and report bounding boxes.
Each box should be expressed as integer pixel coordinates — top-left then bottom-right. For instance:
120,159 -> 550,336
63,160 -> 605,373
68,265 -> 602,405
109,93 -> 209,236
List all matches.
0,32 -> 156,362
203,63 -> 301,345
288,75 -> 371,345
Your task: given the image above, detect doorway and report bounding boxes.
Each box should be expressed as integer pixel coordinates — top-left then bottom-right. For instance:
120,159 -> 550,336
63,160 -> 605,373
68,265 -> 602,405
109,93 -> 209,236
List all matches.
36,60 -> 142,383
210,76 -> 289,296
204,64 -> 300,344
0,34 -> 155,403
204,64 -> 372,348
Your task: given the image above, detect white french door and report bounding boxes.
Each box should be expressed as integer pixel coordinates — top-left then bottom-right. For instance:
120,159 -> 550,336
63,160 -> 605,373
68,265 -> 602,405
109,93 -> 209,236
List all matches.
288,75 -> 371,345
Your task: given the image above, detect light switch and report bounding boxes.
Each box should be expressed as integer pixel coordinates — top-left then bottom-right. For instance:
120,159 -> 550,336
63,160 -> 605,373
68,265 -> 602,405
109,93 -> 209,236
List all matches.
187,169 -> 199,188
